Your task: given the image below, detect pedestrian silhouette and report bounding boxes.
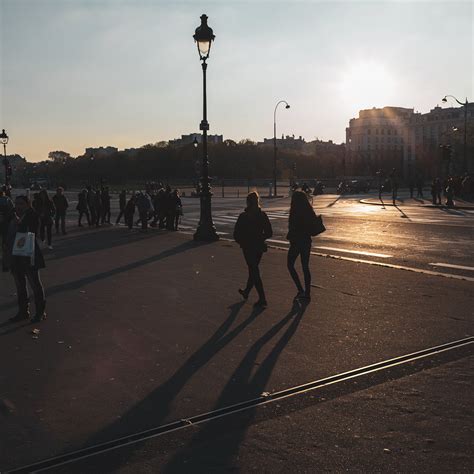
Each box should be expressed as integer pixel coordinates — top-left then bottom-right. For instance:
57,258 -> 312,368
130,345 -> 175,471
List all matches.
233,192 -> 272,308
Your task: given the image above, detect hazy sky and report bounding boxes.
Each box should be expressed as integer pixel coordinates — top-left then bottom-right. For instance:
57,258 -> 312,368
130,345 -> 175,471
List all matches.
1,0 -> 472,162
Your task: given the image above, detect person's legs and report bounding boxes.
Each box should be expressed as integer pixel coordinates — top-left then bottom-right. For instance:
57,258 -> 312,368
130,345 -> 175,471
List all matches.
26,269 -> 46,320
11,270 -> 29,319
55,214 -> 60,233
116,210 -> 123,224
46,222 -> 52,246
300,240 -> 312,297
40,219 -> 46,242
287,243 -> 303,294
60,212 -> 66,234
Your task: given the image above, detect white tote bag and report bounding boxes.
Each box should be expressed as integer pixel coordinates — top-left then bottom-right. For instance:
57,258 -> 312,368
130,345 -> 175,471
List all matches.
12,232 -> 36,265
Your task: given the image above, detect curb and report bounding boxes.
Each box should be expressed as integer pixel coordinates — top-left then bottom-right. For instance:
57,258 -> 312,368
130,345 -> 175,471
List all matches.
359,199 -> 474,211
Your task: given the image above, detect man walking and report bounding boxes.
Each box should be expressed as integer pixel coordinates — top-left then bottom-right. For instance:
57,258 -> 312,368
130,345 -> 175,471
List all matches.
52,187 -> 69,235
115,190 -> 127,225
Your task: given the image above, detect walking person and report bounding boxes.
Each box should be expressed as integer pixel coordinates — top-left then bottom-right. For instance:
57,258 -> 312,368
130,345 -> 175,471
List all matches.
0,185 -> 14,249
3,195 -> 47,323
77,189 -> 90,226
52,187 -> 69,235
233,192 -> 273,308
37,189 -> 55,249
101,186 -> 111,224
93,189 -> 102,227
136,191 -> 152,231
172,189 -> 182,231
115,190 -> 127,224
390,168 -> 398,204
435,178 -> 442,205
86,186 -> 96,226
286,190 -> 317,302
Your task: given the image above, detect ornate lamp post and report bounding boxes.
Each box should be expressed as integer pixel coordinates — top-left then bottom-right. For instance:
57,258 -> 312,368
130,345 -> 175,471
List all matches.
0,129 -> 11,196
442,95 -> 471,173
193,14 -> 219,241
273,101 -> 290,197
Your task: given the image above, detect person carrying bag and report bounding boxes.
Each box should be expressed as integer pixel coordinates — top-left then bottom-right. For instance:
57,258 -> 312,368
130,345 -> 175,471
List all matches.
3,195 -> 47,323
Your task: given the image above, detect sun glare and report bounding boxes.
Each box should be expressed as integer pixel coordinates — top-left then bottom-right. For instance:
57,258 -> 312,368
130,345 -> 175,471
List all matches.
338,60 -> 397,108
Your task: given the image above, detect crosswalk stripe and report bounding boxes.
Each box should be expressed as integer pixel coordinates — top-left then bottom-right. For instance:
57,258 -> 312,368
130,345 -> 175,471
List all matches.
429,262 -> 474,271
314,246 -> 392,258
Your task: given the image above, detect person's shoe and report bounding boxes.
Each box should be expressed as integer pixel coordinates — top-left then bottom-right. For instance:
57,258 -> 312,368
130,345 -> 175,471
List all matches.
254,299 -> 267,308
9,312 -> 30,322
238,289 -> 249,300
31,312 -> 47,324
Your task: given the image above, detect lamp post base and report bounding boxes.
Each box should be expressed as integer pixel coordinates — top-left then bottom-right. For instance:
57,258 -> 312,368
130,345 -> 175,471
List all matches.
193,193 -> 219,242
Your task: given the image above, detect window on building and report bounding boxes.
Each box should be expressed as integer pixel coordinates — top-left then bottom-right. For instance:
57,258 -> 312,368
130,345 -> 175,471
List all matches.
381,129 -> 385,134
368,129 -> 371,135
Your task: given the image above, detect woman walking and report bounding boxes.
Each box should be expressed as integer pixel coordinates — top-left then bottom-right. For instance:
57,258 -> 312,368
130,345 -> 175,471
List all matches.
233,192 -> 272,308
287,190 -> 316,302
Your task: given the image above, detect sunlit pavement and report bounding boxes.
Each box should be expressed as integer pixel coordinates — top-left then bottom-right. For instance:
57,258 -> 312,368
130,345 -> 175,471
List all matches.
0,192 -> 473,472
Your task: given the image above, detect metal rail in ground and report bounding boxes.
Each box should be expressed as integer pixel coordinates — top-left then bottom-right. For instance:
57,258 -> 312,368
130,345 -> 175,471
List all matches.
8,336 -> 473,473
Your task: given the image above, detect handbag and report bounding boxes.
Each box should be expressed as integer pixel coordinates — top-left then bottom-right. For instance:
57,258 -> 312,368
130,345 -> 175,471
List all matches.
12,232 -> 36,265
310,214 -> 326,236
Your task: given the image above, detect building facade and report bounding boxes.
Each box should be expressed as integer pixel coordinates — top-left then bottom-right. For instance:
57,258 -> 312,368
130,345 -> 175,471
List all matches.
169,133 -> 223,147
346,104 -> 474,179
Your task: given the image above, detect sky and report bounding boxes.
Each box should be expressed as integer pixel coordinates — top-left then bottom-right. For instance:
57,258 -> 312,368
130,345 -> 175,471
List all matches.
0,0 -> 473,162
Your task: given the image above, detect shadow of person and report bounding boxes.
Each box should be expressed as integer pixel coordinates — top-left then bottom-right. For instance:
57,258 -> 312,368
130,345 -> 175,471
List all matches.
66,301 -> 264,471
393,204 -> 410,220
163,300 -> 308,473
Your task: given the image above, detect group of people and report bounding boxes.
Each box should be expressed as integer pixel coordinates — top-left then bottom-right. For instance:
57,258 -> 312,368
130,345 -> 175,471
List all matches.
76,186 -> 111,227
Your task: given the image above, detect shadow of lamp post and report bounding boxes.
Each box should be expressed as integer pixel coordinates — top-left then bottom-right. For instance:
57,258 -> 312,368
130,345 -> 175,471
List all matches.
193,14 -> 219,241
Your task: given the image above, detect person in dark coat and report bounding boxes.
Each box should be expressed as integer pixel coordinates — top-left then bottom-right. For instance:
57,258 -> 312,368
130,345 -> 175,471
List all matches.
3,195 -> 46,323
93,190 -> 102,227
0,185 -> 14,249
77,189 -> 90,226
86,186 -> 96,225
135,191 -> 152,231
124,195 -> 136,230
101,186 -> 111,224
286,190 -> 316,301
37,189 -> 55,249
165,186 -> 175,230
52,187 -> 69,235
171,189 -> 182,231
115,190 -> 127,224
233,192 -> 273,308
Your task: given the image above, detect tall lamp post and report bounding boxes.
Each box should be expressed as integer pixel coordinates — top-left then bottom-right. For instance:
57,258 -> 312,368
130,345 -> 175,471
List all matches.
273,100 -> 290,197
0,129 -> 11,196
193,14 -> 219,241
442,95 -> 471,173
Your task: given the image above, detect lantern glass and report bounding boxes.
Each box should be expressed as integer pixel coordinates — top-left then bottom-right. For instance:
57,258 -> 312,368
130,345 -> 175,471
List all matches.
0,129 -> 8,145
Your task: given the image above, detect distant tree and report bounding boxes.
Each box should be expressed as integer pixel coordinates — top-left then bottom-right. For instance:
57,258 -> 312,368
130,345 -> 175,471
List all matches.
48,150 -> 71,163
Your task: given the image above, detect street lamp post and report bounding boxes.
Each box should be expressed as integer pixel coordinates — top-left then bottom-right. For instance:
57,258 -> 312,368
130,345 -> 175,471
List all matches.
442,95 -> 471,173
273,101 -> 290,197
193,14 -> 219,242
0,129 -> 11,196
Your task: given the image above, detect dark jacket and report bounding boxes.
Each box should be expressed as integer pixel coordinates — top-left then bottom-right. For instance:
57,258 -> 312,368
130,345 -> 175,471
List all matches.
3,208 -> 45,272
53,194 -> 69,213
36,199 -> 55,222
233,209 -> 272,251
286,208 -> 316,243
77,192 -> 88,211
119,192 -> 126,211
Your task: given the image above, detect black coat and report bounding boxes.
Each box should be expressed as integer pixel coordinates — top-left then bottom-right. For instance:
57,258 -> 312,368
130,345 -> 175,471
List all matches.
233,209 -> 272,251
286,208 -> 315,243
3,208 -> 45,272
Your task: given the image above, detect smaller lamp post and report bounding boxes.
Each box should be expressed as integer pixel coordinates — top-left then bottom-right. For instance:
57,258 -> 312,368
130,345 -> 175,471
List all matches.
273,101 -> 290,197
442,95 -> 471,173
0,129 -> 11,196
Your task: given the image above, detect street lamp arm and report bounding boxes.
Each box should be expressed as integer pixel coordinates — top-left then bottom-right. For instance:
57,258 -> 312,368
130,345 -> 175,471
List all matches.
443,94 -> 468,106
274,100 -> 290,123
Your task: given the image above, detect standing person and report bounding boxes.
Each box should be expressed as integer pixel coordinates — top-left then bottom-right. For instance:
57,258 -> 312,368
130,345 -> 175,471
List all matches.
93,189 -> 102,227
3,195 -> 46,323
157,187 -> 167,229
52,187 -> 69,235
115,190 -> 127,224
101,186 -> 111,224
286,190 -> 316,302
86,186 -> 96,226
0,185 -> 14,249
408,177 -> 415,199
233,192 -> 273,308
77,189 -> 90,226
165,185 -> 175,230
390,168 -> 398,204
171,189 -> 182,231
124,194 -> 136,230
435,178 -> 442,205
37,189 -> 55,249
136,192 -> 152,231
445,178 -> 455,207
416,175 -> 424,198
431,179 -> 437,205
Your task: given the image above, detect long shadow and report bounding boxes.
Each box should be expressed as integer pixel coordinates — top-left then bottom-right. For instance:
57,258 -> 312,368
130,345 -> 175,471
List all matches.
394,203 -> 410,220
0,240 -> 199,329
70,301 -> 264,466
438,207 -> 466,216
325,193 -> 345,208
163,300 -> 308,473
